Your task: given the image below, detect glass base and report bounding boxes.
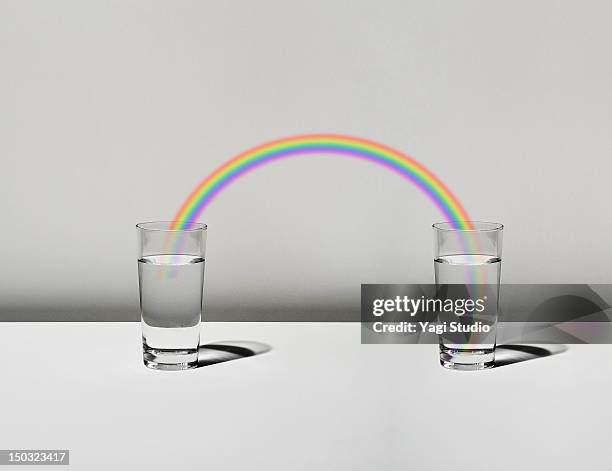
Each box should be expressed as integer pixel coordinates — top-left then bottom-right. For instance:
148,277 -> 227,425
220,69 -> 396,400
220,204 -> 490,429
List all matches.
439,347 -> 495,371
143,346 -> 198,371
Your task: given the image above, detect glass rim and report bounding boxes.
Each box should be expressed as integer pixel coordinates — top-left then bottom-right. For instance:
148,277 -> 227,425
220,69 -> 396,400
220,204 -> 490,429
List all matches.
136,221 -> 207,232
432,221 -> 503,232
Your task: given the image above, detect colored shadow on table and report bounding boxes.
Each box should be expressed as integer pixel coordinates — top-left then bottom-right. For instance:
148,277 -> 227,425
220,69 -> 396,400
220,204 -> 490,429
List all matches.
494,344 -> 567,368
198,341 -> 271,367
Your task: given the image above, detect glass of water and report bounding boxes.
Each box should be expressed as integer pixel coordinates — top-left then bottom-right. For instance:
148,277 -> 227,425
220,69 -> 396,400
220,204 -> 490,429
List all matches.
433,221 -> 503,370
137,221 -> 207,370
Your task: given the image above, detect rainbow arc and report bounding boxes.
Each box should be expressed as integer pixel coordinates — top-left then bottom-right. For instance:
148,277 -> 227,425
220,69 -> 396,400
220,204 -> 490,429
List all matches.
170,134 -> 472,229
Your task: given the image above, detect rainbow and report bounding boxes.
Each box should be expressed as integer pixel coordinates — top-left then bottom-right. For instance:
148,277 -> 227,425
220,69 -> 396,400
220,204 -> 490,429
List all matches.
171,134 -> 472,229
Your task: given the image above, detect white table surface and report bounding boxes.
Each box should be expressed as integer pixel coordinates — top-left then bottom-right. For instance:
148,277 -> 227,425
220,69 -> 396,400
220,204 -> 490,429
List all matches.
0,322 -> 608,470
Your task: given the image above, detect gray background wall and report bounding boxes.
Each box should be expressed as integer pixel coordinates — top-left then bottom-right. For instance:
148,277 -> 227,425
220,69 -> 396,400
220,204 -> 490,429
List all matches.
1,0 -> 611,320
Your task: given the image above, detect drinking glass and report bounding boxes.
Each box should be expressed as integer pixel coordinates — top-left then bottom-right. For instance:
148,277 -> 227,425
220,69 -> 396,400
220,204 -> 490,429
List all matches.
137,221 -> 207,370
433,221 -> 503,370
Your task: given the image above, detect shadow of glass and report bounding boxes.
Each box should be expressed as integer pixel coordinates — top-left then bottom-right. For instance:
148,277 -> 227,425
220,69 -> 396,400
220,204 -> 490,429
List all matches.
494,344 -> 568,368
198,341 -> 271,367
